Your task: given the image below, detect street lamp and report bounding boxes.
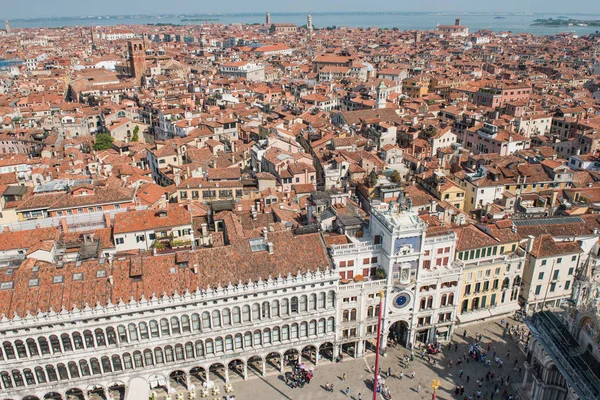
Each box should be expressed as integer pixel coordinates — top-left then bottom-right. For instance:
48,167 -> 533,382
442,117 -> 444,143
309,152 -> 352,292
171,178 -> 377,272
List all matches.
431,379 -> 440,400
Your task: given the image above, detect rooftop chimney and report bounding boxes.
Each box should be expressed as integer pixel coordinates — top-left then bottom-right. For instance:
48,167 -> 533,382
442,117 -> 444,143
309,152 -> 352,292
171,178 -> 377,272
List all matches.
455,18 -> 461,26
267,242 -> 274,255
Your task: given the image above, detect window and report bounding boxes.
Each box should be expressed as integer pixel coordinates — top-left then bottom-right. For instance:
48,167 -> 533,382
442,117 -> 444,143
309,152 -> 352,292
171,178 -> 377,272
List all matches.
550,282 -> 556,292
541,260 -> 547,266
565,280 -> 571,290
535,285 -> 542,296
538,272 -> 544,280
568,268 -> 574,276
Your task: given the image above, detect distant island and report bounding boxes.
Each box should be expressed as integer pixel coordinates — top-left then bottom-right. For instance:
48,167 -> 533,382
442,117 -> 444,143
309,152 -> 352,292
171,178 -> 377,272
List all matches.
532,18 -> 600,27
494,16 -> 506,20
181,18 -> 220,22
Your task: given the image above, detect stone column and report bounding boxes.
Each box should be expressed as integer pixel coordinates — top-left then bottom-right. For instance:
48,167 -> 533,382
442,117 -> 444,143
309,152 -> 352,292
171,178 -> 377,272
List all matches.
243,362 -> 248,380
522,362 -> 531,386
279,356 -> 285,372
262,359 -> 267,376
333,344 -> 340,359
186,374 -> 191,390
356,340 -> 364,358
224,366 -> 230,383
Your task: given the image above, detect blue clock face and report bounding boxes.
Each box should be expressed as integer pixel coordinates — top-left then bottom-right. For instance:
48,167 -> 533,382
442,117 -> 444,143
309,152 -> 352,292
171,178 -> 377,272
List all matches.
395,294 -> 409,308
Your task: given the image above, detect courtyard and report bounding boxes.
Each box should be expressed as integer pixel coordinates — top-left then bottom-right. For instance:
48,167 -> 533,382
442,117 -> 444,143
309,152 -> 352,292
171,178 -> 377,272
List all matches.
153,318 -> 528,400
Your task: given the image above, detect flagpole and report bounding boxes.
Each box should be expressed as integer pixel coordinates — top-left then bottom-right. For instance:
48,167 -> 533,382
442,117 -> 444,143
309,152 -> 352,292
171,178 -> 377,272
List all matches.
373,290 -> 385,400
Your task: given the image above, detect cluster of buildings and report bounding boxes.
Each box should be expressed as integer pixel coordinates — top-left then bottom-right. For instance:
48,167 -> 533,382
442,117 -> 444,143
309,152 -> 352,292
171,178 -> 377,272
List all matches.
1,13 -> 600,400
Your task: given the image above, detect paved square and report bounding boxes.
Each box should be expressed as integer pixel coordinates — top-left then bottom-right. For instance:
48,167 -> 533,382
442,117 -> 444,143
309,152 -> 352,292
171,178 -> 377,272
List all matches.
216,319 -> 527,400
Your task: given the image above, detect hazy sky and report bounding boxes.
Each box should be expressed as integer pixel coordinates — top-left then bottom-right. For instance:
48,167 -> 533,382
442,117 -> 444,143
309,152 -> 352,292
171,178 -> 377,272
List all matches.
3,0 -> 600,19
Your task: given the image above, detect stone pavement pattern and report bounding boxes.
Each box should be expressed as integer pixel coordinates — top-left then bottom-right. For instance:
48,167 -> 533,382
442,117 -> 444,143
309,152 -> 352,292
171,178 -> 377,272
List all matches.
164,319 -> 527,400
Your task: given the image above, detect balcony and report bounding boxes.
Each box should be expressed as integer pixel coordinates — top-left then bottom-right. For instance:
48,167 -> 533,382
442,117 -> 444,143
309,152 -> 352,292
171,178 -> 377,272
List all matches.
330,242 -> 382,256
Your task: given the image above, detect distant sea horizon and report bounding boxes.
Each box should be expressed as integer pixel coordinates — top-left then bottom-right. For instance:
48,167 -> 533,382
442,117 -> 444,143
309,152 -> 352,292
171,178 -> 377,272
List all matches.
5,11 -> 600,36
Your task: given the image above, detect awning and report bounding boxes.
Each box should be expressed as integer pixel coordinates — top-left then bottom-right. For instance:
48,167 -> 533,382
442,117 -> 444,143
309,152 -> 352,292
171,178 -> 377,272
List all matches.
436,327 -> 449,334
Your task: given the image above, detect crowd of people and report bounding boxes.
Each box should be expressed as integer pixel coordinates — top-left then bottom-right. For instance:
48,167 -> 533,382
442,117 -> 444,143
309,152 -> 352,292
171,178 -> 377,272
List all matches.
284,362 -> 314,389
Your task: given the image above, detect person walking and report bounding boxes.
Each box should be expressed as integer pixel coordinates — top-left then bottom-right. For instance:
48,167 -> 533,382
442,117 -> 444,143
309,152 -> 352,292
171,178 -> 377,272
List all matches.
399,371 -> 403,379
463,330 -> 467,338
417,384 -> 421,393
345,386 -> 350,396
455,343 -> 459,352
387,367 -> 391,378
466,375 -> 470,383
358,394 -> 362,400
411,370 -> 416,379
342,373 -> 346,381
459,369 -> 464,378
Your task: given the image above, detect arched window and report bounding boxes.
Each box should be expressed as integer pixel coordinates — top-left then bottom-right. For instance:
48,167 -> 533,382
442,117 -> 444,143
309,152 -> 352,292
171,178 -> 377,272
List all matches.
282,325 -> 290,340
291,323 -> 299,339
83,331 -> 94,348
201,312 -> 211,329
185,342 -> 195,358
46,365 -> 58,381
375,304 -> 380,316
318,319 -> 326,334
12,370 -> 24,387
133,351 -> 143,368
234,333 -> 243,349
35,366 -> 47,383
138,323 -> 149,340
225,335 -> 233,351
90,358 -> 102,375
327,317 -> 335,332
117,326 -> 128,343
263,329 -> 271,344
1,371 -> 12,388
309,294 -> 317,310
123,353 -> 133,370
461,299 -> 468,313
300,322 -> 308,337
319,292 -> 327,308
79,360 -> 90,376
50,335 -> 62,353
165,346 -> 174,363
205,339 -> 214,354
448,293 -> 454,305
282,298 -> 290,315
222,309 -> 231,326
273,327 -> 280,342
252,303 -> 260,320
100,357 -> 112,374
195,341 -> 204,357
38,337 -> 50,355
271,300 -> 280,317
350,309 -> 357,321
57,363 -> 69,380
149,320 -> 159,338
61,334 -> 73,352
244,332 -> 252,347
327,291 -> 335,308
254,330 -> 262,346
367,306 -> 374,318
143,349 -> 154,366
27,338 -> 39,356
171,317 -> 181,334
427,296 -> 433,309
112,355 -> 123,372
72,332 -> 84,350
212,310 -> 221,328
309,320 -> 317,336
175,344 -> 185,360
15,340 -> 27,358
23,368 -> 35,385
262,302 -> 270,319
291,297 -> 299,313
343,310 -> 349,321
95,329 -> 106,346
154,348 -> 164,364
192,314 -> 201,331
126,324 -> 137,342
232,307 -> 241,324
3,341 -> 16,359
68,362 -> 79,378
160,319 -> 170,336
242,305 -> 251,322
215,338 -> 224,353
300,295 -> 308,312
440,294 -> 447,307
420,297 -> 426,310
181,315 -> 191,333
